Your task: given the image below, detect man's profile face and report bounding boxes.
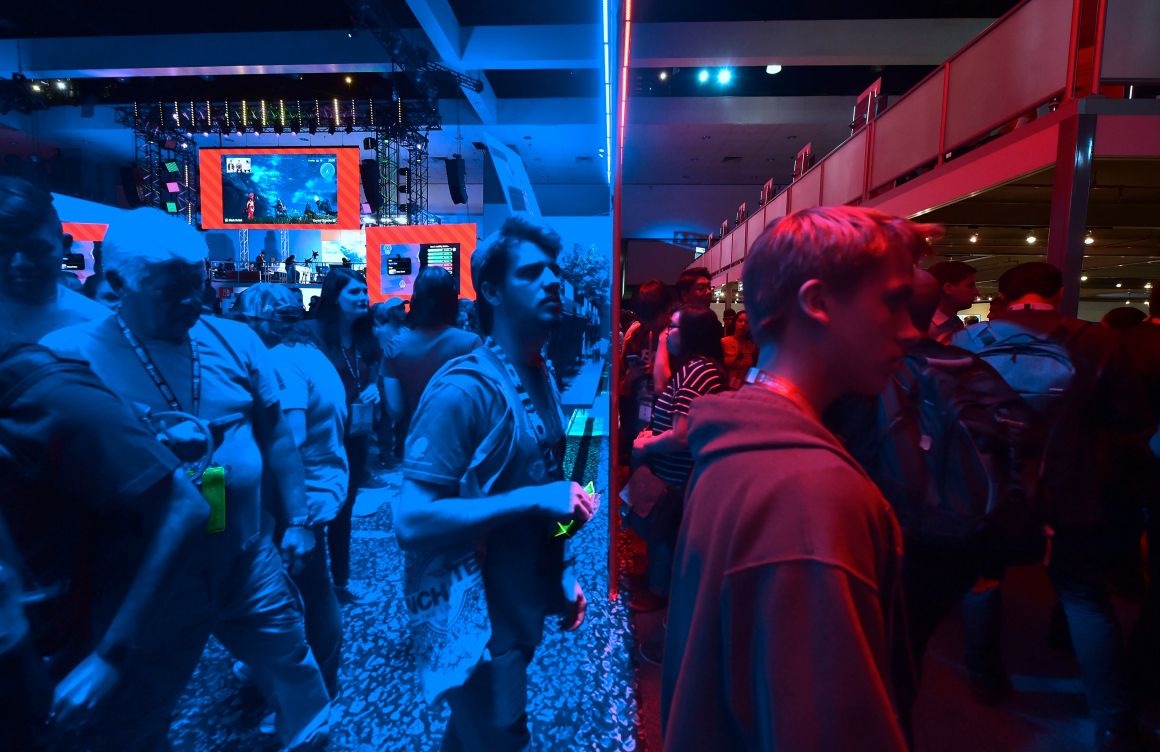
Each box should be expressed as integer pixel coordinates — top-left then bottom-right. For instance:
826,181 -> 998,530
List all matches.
825,251 -> 919,396
492,241 -> 562,331
944,274 -> 979,311
0,216 -> 68,303
121,259 -> 205,339
685,276 -> 712,308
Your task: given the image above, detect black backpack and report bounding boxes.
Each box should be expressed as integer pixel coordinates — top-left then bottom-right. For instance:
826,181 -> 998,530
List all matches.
966,320 -> 1092,414
868,343 -> 1048,564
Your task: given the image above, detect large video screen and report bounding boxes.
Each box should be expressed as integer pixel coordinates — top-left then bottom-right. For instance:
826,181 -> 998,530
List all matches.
199,147 -> 360,230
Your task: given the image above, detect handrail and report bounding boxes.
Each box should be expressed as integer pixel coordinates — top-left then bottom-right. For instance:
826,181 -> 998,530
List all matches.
692,0 -> 1094,279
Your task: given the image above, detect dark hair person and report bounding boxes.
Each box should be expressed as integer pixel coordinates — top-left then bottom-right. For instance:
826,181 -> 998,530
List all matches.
471,214 -> 563,335
310,267 -> 382,603
631,305 -> 726,624
721,309 -> 758,389
381,267 -> 481,439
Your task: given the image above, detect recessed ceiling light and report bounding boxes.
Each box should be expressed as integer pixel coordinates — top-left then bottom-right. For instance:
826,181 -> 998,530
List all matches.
717,69 -> 732,84
1081,275 -> 1089,282
697,70 -> 710,83
765,65 -> 783,75
1116,282 -> 1123,288
1084,232 -> 1094,245
659,71 -> 668,81
1026,231 -> 1037,244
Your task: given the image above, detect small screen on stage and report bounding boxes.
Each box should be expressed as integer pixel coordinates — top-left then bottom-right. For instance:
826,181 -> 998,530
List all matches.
199,147 -> 360,230
421,243 -> 460,277
386,256 -> 412,276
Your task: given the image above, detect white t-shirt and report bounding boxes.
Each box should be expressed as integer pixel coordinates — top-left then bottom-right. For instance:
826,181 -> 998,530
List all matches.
269,342 -> 349,525
0,286 -> 110,343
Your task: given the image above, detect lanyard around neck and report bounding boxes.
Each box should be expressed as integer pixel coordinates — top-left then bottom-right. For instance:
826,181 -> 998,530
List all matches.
484,336 -> 560,479
340,346 -> 361,391
745,368 -> 818,423
116,314 -> 200,416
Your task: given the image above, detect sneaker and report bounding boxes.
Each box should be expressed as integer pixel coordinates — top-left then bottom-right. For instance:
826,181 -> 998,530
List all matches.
335,581 -> 376,605
627,590 -> 668,613
232,660 -> 252,684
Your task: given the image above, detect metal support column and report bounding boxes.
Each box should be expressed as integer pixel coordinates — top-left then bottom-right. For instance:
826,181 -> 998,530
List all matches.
375,126 -> 400,225
407,138 -> 429,225
1046,113 -> 1097,317
239,229 -> 250,265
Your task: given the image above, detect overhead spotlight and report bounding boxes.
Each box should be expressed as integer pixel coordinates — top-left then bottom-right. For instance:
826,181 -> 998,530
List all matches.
697,70 -> 710,83
1026,231 -> 1037,244
1084,232 -> 1094,245
327,124 -> 336,135
344,124 -> 354,134
659,71 -> 668,81
345,76 -> 353,84
1081,275 -> 1089,282
55,80 -> 67,90
717,69 -> 732,84
202,130 -> 210,137
1116,282 -> 1123,288
30,83 -> 41,92
765,64 -> 783,75
968,227 -> 978,243
1146,282 -> 1154,289
308,123 -> 317,135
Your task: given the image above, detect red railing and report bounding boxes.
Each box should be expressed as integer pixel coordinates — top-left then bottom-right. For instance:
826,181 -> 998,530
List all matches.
693,0 -> 1108,278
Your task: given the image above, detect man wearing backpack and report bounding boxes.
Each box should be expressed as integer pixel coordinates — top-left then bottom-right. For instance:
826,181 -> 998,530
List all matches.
954,262 -> 1146,752
826,269 -> 1039,737
927,260 -> 979,344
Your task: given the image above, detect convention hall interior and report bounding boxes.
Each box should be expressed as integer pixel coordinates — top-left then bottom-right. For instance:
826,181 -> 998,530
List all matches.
2,0 -> 1160,750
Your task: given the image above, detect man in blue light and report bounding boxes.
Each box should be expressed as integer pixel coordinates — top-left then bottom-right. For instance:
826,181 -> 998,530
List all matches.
0,177 -> 109,343
42,208 -> 330,751
394,215 -> 597,751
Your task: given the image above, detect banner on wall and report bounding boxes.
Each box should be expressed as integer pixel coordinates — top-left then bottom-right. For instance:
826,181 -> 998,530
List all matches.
365,224 -> 477,303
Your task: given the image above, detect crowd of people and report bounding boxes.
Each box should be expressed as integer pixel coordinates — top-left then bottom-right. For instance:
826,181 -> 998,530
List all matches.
618,207 -> 1160,752
0,176 -> 597,752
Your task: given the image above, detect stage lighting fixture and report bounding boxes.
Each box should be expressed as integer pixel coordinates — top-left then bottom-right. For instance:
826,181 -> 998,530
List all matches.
55,81 -> 66,90
717,69 -> 732,84
969,233 -> 978,243
659,71 -> 667,81
31,83 -> 41,92
345,124 -> 354,134
165,202 -> 178,213
202,130 -> 210,137
308,123 -> 317,135
328,124 -> 336,135
274,124 -> 284,135
697,70 -> 709,83
766,65 -> 783,75
254,124 -> 263,134
165,161 -> 179,173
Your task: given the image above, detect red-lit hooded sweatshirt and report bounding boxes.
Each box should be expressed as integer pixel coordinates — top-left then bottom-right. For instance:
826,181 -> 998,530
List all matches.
661,385 -> 908,752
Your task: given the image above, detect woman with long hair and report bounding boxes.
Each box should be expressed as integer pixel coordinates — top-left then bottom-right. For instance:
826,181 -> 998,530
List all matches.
310,268 -> 382,604
630,305 -> 725,643
239,283 -> 346,697
721,309 -> 758,389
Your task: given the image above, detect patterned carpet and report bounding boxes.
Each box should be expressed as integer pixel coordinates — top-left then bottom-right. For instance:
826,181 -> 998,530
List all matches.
169,426 -> 636,750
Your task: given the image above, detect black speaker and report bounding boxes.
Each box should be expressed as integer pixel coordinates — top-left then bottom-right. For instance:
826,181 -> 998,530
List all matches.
119,166 -> 141,208
445,156 -> 467,205
360,159 -> 380,213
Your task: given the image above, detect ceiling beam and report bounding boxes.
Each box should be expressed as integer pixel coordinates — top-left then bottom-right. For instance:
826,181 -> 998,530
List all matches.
460,24 -> 600,70
632,18 -> 993,68
403,0 -> 498,125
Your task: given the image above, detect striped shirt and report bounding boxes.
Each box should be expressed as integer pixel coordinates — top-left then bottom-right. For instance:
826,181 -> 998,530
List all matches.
649,356 -> 725,487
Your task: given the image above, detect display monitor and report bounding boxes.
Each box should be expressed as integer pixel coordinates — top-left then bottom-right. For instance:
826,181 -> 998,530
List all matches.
198,147 -> 360,230
365,224 -> 477,303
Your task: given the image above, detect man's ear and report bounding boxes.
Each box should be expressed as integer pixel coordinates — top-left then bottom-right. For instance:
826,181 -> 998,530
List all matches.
480,279 -> 502,308
797,279 -> 831,328
105,269 -> 127,294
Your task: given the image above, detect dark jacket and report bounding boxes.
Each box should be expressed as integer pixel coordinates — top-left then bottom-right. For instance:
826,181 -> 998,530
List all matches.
661,386 -> 908,752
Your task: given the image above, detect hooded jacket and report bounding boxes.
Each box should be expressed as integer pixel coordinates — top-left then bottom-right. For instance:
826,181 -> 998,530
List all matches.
661,385 -> 908,752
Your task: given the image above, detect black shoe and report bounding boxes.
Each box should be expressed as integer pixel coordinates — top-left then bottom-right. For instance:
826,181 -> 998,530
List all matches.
627,590 -> 668,613
966,670 -> 1013,706
637,637 -> 665,666
1094,727 -> 1158,752
334,584 -> 364,605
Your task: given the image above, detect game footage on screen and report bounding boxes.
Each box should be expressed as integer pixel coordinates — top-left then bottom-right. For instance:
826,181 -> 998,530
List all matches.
221,153 -> 339,225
